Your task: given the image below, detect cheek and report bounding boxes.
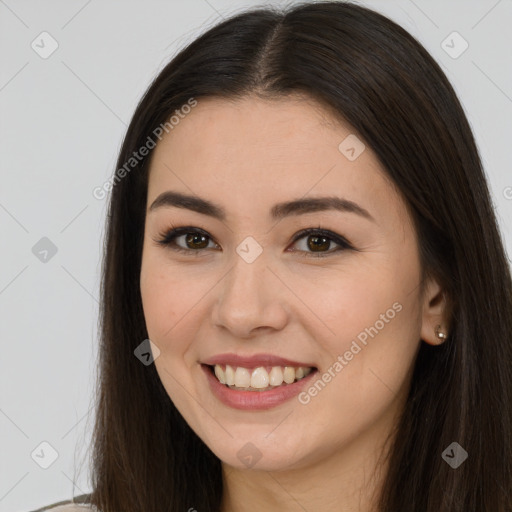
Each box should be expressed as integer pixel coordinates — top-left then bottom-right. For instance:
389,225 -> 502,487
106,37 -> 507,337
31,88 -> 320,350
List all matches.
140,253 -> 201,342
297,284 -> 420,446
140,263 -> 176,342
139,251 -> 217,377
307,251 -> 421,388
140,255 -> 200,406
335,278 -> 420,410
296,261 -> 404,344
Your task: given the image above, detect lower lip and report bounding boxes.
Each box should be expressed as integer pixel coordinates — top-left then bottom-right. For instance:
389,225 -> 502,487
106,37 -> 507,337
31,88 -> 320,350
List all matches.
201,364 -> 317,410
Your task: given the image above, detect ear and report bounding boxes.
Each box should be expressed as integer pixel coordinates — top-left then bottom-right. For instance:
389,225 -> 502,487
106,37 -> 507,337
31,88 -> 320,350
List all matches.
420,277 -> 449,346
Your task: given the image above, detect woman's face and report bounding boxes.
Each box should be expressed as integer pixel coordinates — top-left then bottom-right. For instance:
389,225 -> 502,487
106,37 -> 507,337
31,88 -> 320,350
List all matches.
140,95 -> 441,473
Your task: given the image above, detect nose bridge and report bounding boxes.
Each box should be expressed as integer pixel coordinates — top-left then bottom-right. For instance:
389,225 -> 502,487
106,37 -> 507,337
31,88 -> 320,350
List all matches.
222,244 -> 268,312
226,233 -> 269,297
212,241 -> 286,336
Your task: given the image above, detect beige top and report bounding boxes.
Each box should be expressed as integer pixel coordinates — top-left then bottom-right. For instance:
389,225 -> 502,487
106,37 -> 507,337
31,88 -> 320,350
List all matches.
29,496 -> 95,512
35,506 -> 92,512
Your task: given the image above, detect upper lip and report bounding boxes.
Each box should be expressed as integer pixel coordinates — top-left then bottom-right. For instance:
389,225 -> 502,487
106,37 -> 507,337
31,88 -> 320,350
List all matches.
202,353 -> 316,369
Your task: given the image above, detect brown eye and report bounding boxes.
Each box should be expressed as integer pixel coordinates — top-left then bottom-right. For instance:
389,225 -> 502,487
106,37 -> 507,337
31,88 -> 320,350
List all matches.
306,234 -> 331,252
183,232 -> 210,250
156,227 -> 218,254
289,228 -> 353,258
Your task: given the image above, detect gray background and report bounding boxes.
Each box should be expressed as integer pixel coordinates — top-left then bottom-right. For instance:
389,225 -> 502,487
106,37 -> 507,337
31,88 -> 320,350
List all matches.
0,0 -> 510,510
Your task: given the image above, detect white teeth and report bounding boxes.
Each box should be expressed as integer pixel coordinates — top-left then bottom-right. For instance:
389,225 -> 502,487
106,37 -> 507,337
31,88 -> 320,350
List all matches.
269,366 -> 284,386
283,366 -> 295,384
251,367 -> 270,388
212,364 -> 314,390
225,364 -> 235,386
214,365 -> 226,384
234,367 -> 251,387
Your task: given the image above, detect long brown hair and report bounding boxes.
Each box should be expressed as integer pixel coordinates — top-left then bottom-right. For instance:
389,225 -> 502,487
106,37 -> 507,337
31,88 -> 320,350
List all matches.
82,2 -> 512,510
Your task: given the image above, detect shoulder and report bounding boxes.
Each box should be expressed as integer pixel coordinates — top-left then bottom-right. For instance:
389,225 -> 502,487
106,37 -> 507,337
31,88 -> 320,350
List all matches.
28,495 -> 96,512
31,506 -> 92,512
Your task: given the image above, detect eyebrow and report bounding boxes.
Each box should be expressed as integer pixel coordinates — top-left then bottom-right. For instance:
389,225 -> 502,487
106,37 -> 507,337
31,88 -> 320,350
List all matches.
148,191 -> 375,223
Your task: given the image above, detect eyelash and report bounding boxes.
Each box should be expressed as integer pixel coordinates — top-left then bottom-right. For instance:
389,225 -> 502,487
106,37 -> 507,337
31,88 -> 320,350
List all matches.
154,225 -> 354,259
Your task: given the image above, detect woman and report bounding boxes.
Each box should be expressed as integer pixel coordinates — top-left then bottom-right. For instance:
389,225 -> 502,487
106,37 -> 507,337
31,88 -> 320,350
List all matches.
33,1 -> 512,511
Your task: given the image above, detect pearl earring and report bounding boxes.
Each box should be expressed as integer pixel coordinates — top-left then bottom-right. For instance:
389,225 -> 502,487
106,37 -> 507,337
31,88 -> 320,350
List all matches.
435,324 -> 447,341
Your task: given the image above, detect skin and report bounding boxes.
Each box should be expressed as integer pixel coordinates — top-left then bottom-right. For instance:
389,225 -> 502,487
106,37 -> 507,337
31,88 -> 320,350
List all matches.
139,94 -> 448,511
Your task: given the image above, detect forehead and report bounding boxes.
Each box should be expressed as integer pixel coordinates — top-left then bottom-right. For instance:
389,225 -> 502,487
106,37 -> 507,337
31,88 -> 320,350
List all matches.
151,94 -> 350,165
146,95 -> 405,226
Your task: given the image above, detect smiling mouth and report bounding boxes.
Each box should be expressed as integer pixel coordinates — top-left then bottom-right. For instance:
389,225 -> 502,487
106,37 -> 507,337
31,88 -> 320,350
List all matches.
206,364 -> 316,392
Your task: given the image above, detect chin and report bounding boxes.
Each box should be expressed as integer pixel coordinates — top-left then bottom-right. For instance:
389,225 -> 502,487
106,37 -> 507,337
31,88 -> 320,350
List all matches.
204,432 -> 312,472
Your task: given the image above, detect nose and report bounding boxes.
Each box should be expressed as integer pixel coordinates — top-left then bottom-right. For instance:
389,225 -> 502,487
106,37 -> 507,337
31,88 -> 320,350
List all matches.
211,251 -> 288,338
